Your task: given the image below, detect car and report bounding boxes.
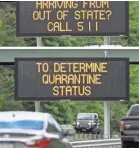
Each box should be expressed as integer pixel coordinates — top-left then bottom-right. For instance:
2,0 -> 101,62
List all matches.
120,104 -> 139,148
0,111 -> 73,148
74,113 -> 100,135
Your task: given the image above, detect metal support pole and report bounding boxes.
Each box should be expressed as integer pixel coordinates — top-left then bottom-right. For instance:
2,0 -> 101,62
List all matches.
104,37 -> 111,139
36,37 -> 42,47
35,37 -> 42,112
104,36 -> 110,45
104,101 -> 110,139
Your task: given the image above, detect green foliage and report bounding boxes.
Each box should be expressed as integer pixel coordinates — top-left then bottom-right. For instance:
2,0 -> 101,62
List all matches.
127,2 -> 139,46
110,102 -> 128,134
0,2 -> 139,136
0,3 -> 26,46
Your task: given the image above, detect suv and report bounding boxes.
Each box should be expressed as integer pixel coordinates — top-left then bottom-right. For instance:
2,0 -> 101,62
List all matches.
74,113 -> 100,134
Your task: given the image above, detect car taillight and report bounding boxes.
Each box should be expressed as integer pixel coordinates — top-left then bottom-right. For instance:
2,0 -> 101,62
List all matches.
120,121 -> 125,132
26,138 -> 51,148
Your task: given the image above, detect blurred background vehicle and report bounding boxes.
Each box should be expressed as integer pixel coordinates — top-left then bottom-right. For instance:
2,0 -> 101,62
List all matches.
73,113 -> 100,135
0,111 -> 73,148
120,104 -> 139,148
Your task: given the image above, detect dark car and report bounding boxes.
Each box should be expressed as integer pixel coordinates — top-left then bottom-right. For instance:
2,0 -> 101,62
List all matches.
0,111 -> 73,148
120,104 -> 139,148
74,113 -> 100,135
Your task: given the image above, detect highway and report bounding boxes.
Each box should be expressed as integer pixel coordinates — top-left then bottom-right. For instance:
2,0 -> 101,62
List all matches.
61,125 -> 121,147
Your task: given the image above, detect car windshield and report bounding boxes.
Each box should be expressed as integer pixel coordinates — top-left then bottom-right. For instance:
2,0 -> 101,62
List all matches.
0,120 -> 44,130
77,114 -> 95,120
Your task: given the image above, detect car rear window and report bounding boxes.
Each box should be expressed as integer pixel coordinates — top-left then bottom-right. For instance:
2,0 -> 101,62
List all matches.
128,106 -> 139,116
0,120 -> 44,130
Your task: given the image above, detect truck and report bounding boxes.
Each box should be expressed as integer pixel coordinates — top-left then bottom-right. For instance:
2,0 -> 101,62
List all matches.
74,113 -> 100,135
120,104 -> 139,148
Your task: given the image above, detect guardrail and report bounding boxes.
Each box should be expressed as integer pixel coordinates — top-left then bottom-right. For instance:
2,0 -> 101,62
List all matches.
70,139 -> 121,148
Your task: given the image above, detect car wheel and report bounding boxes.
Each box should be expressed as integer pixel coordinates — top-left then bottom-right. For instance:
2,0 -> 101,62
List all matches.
97,130 -> 100,135
76,130 -> 79,134
92,126 -> 97,134
122,141 -> 132,148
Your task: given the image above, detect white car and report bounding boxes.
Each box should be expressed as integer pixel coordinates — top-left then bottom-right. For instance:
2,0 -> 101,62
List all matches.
0,111 -> 73,148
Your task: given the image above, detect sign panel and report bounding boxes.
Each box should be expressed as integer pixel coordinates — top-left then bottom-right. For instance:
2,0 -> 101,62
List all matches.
16,1 -> 129,37
15,58 -> 129,101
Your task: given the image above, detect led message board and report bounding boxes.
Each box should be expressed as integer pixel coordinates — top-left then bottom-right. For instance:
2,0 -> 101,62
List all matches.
16,1 -> 129,36
15,58 -> 129,101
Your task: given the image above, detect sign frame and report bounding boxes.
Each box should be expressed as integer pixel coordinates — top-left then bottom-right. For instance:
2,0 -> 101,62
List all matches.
15,57 -> 129,101
16,1 -> 129,37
